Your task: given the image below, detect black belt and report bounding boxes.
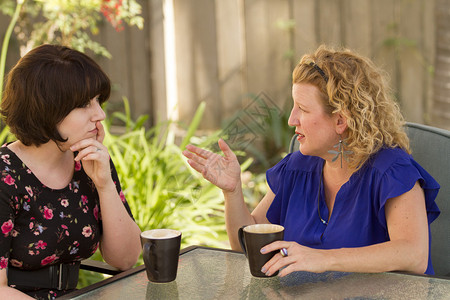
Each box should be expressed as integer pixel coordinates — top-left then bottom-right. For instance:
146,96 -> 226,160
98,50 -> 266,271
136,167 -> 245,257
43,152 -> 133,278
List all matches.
7,261 -> 80,290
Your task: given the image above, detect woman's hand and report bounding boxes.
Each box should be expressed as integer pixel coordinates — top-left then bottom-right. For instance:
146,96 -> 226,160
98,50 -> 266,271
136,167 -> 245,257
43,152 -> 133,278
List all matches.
70,121 -> 112,189
260,241 -> 328,277
183,139 -> 241,192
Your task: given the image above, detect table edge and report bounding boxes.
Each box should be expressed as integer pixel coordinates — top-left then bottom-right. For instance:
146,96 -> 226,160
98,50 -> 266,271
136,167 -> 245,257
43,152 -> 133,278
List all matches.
58,245 -> 238,299
58,245 -> 449,299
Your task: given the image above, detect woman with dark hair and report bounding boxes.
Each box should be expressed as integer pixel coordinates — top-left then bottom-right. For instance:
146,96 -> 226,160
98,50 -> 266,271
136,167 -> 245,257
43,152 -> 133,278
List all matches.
183,45 -> 440,276
0,44 -> 141,299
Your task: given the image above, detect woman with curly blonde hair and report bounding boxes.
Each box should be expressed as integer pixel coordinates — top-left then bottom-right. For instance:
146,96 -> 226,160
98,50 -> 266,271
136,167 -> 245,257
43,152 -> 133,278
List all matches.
293,45 -> 410,170
183,45 -> 440,275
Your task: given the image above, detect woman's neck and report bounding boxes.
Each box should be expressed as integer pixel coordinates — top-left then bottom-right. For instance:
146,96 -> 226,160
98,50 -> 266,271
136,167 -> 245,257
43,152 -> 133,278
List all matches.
323,160 -> 354,187
8,140 -> 75,189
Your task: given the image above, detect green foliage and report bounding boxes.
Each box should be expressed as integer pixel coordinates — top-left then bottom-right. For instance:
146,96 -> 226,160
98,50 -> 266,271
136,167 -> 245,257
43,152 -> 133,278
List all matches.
0,0 -> 143,58
0,0 -> 24,100
103,99 -> 228,249
236,96 -> 293,173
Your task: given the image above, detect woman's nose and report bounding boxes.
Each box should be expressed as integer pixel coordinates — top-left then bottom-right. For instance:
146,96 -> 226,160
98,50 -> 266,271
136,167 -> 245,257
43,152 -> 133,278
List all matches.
288,107 -> 299,127
92,102 -> 106,121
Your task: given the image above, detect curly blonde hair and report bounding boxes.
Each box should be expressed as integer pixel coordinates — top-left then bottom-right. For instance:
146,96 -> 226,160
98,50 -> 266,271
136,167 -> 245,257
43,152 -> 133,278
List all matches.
292,45 -> 410,170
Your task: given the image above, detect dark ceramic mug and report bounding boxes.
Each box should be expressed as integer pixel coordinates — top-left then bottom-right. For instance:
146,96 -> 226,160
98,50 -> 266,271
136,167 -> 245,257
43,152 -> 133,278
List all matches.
238,224 -> 284,277
140,229 -> 182,283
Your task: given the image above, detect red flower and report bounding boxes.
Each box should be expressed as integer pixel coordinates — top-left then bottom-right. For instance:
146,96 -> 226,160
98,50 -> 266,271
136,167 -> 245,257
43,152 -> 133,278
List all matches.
3,174 -> 15,185
1,220 -> 13,237
41,254 -> 58,266
35,240 -> 47,250
0,257 -> 8,269
43,206 -> 53,220
93,205 -> 99,221
119,190 -> 126,203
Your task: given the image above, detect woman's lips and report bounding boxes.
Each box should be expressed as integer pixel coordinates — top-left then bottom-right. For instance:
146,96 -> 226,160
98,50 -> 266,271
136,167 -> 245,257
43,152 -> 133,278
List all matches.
89,128 -> 98,135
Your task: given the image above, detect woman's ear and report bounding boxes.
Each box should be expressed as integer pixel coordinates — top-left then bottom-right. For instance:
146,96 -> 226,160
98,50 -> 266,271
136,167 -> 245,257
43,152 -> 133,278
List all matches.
335,113 -> 348,135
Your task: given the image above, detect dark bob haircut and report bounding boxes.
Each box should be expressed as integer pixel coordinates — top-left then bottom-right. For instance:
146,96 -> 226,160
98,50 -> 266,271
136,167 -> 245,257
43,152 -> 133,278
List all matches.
1,44 -> 111,146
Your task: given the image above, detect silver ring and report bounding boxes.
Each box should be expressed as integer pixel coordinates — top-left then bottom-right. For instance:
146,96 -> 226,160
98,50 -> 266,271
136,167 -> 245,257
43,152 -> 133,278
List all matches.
280,248 -> 288,257
96,148 -> 101,152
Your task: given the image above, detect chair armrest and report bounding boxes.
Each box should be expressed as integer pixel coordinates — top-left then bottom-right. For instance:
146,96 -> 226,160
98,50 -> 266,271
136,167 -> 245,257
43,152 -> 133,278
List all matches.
80,259 -> 122,276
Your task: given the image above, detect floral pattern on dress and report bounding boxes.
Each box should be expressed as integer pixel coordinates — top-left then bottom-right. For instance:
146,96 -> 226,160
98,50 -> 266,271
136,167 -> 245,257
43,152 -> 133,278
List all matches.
0,145 -> 133,299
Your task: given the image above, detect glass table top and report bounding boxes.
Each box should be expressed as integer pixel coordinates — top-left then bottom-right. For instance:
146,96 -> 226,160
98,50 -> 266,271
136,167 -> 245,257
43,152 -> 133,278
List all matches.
67,246 -> 450,299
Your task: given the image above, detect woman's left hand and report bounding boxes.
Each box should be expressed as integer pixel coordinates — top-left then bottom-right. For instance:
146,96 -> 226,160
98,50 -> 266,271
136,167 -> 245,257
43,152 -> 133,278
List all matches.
260,241 -> 328,277
70,121 -> 111,188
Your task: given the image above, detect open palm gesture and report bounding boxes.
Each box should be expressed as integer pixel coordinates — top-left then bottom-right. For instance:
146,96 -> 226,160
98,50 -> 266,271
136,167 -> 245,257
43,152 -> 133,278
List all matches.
183,139 -> 241,192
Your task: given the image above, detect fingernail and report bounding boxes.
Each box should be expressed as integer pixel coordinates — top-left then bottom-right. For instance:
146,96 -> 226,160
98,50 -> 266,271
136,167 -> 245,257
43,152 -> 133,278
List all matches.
260,248 -> 266,254
261,267 -> 266,273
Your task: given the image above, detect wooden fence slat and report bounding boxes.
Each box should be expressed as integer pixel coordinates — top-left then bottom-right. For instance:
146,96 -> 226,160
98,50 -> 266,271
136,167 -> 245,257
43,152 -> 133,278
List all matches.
422,0 -> 435,125
127,0 -> 152,122
317,0 -> 343,46
148,0 -> 167,124
215,0 -> 245,122
292,0 -> 318,63
173,0 -> 220,129
342,0 -> 372,55
244,0 -> 292,107
370,0 -> 399,102
398,0 -> 426,123
97,23 -> 131,113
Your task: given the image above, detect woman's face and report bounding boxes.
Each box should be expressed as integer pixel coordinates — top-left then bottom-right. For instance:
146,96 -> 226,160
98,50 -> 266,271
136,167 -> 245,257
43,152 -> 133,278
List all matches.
57,95 -> 106,150
288,83 -> 339,158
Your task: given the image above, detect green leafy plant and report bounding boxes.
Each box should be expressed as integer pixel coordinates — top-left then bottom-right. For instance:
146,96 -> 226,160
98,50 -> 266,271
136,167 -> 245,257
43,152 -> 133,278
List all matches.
0,0 -> 143,59
0,0 -> 24,102
103,98 -> 228,248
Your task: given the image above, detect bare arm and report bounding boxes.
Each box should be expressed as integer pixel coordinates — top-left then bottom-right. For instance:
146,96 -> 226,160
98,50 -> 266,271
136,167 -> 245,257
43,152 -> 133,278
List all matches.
0,270 -> 34,299
94,181 -> 141,270
70,122 -> 141,270
225,186 -> 275,250
261,181 -> 429,275
184,139 -> 276,250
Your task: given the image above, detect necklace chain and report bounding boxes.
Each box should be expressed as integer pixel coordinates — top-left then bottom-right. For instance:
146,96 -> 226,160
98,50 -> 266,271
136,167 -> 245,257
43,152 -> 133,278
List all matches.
317,167 -> 328,225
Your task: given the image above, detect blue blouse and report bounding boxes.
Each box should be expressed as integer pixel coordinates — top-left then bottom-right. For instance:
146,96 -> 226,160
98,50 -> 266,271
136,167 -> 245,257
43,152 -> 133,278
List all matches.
266,147 -> 440,275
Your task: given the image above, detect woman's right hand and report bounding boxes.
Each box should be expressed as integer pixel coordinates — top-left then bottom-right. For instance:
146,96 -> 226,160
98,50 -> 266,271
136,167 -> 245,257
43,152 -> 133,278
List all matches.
183,139 -> 241,192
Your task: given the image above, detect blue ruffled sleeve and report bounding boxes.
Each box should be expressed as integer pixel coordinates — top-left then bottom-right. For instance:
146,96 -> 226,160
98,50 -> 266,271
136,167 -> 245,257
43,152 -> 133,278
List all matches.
266,153 -> 292,195
266,152 -> 322,226
374,149 -> 440,230
266,153 -> 293,225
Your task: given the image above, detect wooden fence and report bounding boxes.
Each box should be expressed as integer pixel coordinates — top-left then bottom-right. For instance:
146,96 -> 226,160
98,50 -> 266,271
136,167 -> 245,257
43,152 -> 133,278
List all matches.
2,0 -> 448,132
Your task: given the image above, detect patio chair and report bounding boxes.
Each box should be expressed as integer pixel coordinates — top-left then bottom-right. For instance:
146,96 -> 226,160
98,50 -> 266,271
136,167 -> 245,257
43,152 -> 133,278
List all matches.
288,122 -> 450,277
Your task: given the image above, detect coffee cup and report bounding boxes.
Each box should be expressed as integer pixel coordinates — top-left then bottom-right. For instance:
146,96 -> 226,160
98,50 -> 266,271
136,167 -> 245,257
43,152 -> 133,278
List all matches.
140,229 -> 182,283
238,224 -> 284,277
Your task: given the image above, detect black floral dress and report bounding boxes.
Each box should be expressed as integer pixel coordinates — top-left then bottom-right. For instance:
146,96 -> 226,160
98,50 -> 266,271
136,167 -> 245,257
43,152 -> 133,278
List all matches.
0,145 -> 134,299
